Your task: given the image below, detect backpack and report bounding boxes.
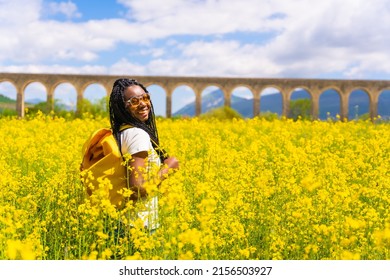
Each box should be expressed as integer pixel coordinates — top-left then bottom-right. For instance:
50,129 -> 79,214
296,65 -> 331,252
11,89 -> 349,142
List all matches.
80,126 -> 131,209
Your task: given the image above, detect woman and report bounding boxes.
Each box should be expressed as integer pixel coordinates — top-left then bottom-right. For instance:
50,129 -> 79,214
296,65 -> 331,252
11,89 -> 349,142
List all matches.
109,78 -> 179,229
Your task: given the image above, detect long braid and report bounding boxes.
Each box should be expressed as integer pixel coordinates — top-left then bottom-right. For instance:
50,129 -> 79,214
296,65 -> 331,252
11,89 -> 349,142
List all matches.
109,78 -> 168,162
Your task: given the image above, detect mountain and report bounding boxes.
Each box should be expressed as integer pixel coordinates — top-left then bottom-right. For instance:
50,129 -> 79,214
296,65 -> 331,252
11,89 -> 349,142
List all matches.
173,89 -> 390,120
25,98 -> 45,104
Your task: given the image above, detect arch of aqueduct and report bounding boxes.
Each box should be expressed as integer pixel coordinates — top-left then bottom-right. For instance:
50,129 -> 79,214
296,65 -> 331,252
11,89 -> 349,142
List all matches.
1,72 -> 390,119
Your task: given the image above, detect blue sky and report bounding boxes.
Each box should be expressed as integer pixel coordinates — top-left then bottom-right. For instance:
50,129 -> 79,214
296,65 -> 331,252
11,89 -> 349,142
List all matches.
1,0 -> 390,114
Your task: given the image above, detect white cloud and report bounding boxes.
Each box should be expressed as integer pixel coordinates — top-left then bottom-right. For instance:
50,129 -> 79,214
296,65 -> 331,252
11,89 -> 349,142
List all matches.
139,48 -> 165,58
140,40 -> 280,77
0,64 -> 108,74
118,0 -> 282,37
0,0 -> 41,25
109,58 -> 147,75
261,0 -> 390,77
46,1 -> 82,19
0,0 -> 389,79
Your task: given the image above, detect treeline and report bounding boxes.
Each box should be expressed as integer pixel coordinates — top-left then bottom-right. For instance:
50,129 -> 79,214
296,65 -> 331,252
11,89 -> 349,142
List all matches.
1,96 -> 375,121
0,96 -> 109,119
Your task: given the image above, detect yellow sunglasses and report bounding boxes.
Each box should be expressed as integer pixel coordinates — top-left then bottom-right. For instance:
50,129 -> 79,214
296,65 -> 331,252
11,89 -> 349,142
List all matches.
126,93 -> 151,106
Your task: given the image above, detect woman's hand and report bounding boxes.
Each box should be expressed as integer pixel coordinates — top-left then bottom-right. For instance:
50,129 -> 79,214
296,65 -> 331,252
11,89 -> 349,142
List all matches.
158,156 -> 179,181
164,156 -> 179,170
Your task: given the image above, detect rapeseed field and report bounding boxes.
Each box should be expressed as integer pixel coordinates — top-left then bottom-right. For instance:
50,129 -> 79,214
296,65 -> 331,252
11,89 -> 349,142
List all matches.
0,113 -> 389,260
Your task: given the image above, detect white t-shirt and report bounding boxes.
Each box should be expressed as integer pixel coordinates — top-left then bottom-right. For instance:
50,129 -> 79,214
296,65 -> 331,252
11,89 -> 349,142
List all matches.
120,127 -> 161,229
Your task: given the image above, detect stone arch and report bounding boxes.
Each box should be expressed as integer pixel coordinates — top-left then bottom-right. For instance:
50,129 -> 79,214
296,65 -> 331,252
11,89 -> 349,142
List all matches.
319,88 -> 341,120
201,85 -> 224,114
79,83 -> 107,114
231,86 -> 254,118
200,83 -> 224,95
348,88 -> 370,120
144,81 -> 166,91
172,84 -> 196,117
289,87 -> 312,119
83,83 -> 107,102
24,82 -> 47,112
53,82 -> 77,112
147,84 -> 167,117
0,81 -> 17,113
378,88 -> 390,120
260,86 -> 283,117
291,87 -> 312,99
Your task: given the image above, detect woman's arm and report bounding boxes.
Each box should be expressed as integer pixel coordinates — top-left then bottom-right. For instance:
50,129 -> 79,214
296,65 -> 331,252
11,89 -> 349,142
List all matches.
128,153 -> 179,201
127,151 -> 148,201
158,156 -> 179,180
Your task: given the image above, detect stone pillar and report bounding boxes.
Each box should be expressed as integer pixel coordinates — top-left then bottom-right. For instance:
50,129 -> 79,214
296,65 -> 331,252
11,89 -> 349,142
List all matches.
281,89 -> 291,118
253,93 -> 260,117
166,93 -> 172,118
223,86 -> 230,108
311,90 -> 320,120
252,86 -> 263,117
75,87 -> 83,117
339,91 -> 349,121
47,85 -> 55,113
369,89 -> 379,120
16,85 -> 24,118
195,91 -> 201,116
191,86 -> 202,117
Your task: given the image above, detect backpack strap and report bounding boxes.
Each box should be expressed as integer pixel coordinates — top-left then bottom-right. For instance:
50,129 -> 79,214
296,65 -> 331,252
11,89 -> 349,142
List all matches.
150,138 -> 168,161
119,124 -> 133,132
118,123 -> 168,162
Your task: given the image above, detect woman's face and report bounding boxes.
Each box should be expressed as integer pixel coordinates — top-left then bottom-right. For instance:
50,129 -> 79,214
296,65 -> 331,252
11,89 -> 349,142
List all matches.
123,85 -> 151,122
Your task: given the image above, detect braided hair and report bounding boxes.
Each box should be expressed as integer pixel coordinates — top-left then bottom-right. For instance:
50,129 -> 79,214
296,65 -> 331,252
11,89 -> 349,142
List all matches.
109,78 -> 168,163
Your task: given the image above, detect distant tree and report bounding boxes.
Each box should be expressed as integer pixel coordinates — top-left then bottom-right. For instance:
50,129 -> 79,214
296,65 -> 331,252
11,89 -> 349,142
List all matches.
78,96 -> 108,118
199,106 -> 243,120
26,96 -> 108,119
289,98 -> 312,120
257,111 -> 280,121
29,99 -> 68,115
0,108 -> 17,117
357,113 -> 370,121
29,101 -> 50,114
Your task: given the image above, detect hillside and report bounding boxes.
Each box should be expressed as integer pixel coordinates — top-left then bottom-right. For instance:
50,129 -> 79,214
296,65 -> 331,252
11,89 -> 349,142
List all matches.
0,94 -> 40,112
0,94 -> 15,103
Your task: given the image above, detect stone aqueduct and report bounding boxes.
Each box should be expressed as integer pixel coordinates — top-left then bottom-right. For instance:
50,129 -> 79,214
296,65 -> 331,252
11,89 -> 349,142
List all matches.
1,72 -> 390,119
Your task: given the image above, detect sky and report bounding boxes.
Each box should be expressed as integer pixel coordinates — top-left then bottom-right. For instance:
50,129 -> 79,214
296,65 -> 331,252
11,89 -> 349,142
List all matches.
1,0 -> 390,114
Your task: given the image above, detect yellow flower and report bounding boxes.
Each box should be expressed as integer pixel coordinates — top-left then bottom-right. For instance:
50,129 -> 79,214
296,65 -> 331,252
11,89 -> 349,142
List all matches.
0,116 -> 389,260
6,240 -> 36,260
339,251 -> 360,260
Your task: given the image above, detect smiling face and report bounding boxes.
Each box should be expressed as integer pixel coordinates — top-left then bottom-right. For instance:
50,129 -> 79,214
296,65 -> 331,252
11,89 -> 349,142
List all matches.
123,85 -> 151,122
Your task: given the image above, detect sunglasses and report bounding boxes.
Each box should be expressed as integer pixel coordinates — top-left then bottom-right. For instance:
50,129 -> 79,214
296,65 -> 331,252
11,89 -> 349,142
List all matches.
126,93 -> 151,106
